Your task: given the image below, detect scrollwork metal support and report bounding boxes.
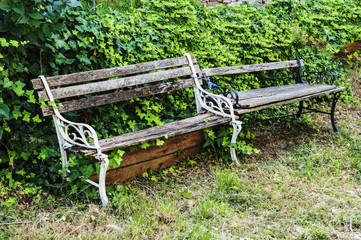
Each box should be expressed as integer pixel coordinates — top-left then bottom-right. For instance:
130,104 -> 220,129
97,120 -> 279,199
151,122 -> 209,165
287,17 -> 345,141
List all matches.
294,57 -> 335,85
185,53 -> 242,165
39,75 -> 109,207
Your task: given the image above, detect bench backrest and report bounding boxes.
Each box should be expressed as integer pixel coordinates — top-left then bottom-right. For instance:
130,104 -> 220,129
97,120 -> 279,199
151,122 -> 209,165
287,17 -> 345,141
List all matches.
31,55 -> 201,116
202,60 -> 304,77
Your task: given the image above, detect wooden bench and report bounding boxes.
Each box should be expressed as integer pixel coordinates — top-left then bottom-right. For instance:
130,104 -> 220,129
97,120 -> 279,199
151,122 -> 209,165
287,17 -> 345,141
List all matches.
31,53 -> 242,208
32,54 -> 344,208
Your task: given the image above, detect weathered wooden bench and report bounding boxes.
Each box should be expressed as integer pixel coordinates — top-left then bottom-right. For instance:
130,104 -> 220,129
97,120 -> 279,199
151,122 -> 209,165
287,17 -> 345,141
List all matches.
32,54 -> 344,208
199,58 -> 345,148
31,53 -> 242,208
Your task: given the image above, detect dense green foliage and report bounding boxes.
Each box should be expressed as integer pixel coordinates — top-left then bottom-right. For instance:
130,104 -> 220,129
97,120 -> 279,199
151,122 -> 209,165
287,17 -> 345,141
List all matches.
0,0 -> 360,203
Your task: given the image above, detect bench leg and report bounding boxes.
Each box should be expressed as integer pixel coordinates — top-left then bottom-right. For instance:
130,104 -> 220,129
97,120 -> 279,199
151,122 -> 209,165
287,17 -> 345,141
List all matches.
97,153 -> 109,208
330,93 -> 341,132
230,120 -> 242,166
297,100 -> 304,118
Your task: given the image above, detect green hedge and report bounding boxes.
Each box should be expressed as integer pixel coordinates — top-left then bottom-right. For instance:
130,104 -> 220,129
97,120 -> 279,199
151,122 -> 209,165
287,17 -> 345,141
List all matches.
0,0 -> 360,200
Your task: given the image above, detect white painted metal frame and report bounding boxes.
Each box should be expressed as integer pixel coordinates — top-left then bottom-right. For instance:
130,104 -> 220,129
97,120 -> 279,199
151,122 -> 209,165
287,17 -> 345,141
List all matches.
184,53 -> 242,165
39,75 -> 109,208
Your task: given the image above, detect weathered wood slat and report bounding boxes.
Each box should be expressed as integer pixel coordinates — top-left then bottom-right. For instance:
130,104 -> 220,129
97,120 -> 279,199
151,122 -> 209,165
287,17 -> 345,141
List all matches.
114,130 -> 204,168
67,112 -> 231,156
41,78 -> 201,116
31,55 -> 197,90
202,60 -> 304,77
91,145 -> 203,184
89,131 -> 204,184
234,86 -> 345,115
237,83 -> 308,100
38,65 -> 201,101
238,84 -> 337,108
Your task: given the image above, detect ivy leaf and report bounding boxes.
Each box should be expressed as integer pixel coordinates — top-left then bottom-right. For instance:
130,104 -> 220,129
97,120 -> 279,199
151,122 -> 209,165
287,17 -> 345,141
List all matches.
0,129 -> 2,140
29,12 -> 44,20
77,54 -> 91,64
0,2 -> 11,12
67,0 -> 83,8
13,7 -> 24,15
0,103 -> 10,119
80,164 -> 94,179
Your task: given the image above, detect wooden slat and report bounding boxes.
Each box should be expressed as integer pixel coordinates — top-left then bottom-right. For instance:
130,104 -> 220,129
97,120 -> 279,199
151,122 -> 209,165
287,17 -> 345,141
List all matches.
89,131 -> 204,184
236,83 -> 309,101
31,55 -> 197,90
41,78 -> 201,116
67,112 -> 231,156
202,60 -> 304,77
238,84 -> 337,108
38,65 -> 201,101
234,86 -> 345,115
91,145 -> 203,184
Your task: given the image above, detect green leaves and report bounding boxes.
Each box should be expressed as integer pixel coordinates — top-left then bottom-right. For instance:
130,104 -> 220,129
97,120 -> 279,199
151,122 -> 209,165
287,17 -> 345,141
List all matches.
0,103 -> 10,120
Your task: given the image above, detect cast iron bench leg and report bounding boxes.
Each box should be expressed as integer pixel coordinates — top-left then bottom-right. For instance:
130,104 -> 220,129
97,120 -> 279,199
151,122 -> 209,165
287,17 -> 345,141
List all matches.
331,92 -> 341,133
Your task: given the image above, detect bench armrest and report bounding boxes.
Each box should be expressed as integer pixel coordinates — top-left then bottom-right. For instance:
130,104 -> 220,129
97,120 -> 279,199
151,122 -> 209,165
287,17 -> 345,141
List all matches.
53,114 -> 101,152
193,76 -> 238,121
296,58 -> 335,85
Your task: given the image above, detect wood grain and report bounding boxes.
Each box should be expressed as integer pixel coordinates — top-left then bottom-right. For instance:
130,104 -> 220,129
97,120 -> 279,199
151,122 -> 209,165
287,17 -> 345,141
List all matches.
89,131 -> 204,184
202,60 -> 304,77
38,65 -> 201,101
238,84 -> 337,108
90,145 -> 203,184
41,78 -> 201,116
31,55 -> 197,90
234,86 -> 345,114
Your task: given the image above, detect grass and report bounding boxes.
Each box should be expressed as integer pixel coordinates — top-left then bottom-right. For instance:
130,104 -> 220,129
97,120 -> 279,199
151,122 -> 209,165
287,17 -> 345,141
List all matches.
1,69 -> 361,239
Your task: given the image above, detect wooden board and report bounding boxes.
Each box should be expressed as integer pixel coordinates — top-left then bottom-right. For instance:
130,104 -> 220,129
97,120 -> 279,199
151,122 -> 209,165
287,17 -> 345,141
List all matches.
31,55 -> 197,90
41,78 -> 202,116
89,130 -> 204,184
233,86 -> 345,115
67,112 -> 231,156
202,60 -> 303,77
237,83 -> 309,101
238,84 -> 337,108
38,65 -> 201,101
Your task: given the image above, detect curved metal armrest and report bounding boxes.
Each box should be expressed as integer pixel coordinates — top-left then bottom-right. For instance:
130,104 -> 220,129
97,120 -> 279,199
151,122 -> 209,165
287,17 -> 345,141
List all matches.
193,76 -> 238,121
295,57 -> 335,85
53,113 -> 101,151
195,75 -> 240,107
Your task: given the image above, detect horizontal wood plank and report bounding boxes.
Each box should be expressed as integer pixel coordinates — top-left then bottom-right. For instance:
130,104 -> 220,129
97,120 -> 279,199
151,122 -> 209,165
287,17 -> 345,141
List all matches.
41,78 -> 201,116
89,131 -> 204,184
114,130 -> 204,168
202,60 -> 304,77
91,145 -> 203,184
234,86 -> 345,114
238,84 -> 337,108
31,55 -> 197,90
38,65 -> 201,101
236,83 -> 307,101
67,112 -> 231,155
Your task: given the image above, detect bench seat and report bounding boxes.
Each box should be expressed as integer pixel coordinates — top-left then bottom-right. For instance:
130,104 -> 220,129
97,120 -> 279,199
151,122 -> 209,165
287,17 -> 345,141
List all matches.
233,84 -> 345,115
67,112 -> 231,156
